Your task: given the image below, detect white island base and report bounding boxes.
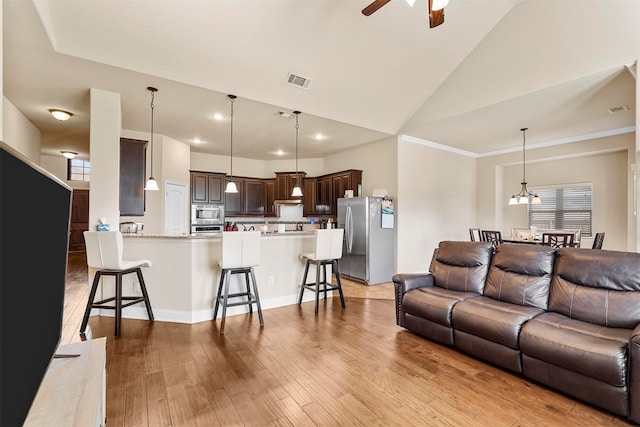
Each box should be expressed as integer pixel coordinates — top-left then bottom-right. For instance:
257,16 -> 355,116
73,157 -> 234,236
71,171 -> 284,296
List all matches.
88,233 -> 331,324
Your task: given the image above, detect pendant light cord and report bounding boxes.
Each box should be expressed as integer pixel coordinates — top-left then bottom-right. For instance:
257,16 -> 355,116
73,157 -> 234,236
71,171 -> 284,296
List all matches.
521,127 -> 527,183
229,95 -> 236,178
147,87 -> 158,179
294,111 -> 301,188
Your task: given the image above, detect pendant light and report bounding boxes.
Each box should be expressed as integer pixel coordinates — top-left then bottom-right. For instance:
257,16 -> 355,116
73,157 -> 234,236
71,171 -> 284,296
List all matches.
508,128 -> 541,205
224,94 -> 238,193
144,87 -> 159,191
291,111 -> 303,197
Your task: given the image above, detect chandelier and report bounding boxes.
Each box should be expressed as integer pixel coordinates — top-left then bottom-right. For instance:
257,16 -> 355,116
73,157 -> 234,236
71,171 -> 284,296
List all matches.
508,127 -> 541,205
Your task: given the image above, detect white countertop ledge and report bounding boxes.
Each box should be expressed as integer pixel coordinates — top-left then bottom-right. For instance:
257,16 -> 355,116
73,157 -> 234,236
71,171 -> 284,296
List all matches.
121,231 -> 315,239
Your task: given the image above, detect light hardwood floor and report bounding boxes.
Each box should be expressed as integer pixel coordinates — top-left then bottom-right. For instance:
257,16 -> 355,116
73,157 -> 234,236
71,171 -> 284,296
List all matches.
64,253 -> 633,426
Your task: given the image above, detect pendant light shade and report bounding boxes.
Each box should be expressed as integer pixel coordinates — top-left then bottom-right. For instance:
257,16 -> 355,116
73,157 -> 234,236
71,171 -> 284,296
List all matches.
225,94 -> 238,193
144,87 -> 159,191
291,111 -> 303,197
508,128 -> 541,205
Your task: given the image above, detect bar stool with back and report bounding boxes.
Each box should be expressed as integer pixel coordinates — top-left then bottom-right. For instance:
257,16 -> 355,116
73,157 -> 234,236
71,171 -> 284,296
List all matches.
298,228 -> 346,313
213,231 -> 263,334
80,231 -> 154,337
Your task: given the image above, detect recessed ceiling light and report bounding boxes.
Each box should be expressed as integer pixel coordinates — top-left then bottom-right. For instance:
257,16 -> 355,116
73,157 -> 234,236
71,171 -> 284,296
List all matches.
61,151 -> 77,159
49,109 -> 73,121
312,133 -> 325,141
192,138 -> 202,144
275,150 -> 285,156
211,113 -> 225,120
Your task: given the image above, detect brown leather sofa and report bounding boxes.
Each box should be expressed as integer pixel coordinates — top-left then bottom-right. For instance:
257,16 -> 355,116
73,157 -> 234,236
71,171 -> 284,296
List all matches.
393,241 -> 640,424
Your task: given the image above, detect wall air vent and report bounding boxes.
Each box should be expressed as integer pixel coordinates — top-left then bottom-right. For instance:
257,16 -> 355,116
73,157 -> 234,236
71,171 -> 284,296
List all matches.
608,105 -> 629,114
286,73 -> 312,90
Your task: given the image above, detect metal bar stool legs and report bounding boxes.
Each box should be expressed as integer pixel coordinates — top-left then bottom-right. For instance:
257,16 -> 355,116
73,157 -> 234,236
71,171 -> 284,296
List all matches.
298,259 -> 346,314
214,267 -> 263,334
79,267 -> 154,337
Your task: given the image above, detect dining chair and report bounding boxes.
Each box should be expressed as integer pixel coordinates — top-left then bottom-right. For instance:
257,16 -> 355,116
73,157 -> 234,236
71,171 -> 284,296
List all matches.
469,228 -> 481,242
541,232 -> 575,248
592,232 -> 605,249
481,230 -> 503,247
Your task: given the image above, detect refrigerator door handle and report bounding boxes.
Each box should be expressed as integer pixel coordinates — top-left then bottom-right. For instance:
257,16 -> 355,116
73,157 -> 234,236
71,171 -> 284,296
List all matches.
347,205 -> 354,253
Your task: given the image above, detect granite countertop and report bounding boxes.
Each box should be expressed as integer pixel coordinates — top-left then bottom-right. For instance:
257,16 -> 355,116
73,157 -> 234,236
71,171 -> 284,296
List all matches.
122,231 -> 315,239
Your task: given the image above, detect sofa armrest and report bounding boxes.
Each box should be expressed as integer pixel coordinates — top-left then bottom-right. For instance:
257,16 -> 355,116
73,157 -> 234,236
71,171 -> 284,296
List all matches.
392,273 -> 435,328
629,324 -> 640,424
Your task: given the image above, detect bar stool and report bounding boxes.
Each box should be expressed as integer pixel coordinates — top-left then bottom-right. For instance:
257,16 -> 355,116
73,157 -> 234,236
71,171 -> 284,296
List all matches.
213,231 -> 263,334
298,228 -> 346,314
80,231 -> 154,337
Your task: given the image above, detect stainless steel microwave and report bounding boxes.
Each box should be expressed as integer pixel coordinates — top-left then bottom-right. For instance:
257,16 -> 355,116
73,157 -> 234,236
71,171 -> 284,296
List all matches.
191,204 -> 224,225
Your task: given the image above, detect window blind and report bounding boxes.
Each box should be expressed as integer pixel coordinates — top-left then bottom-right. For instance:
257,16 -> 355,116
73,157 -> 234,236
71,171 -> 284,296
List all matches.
528,184 -> 592,236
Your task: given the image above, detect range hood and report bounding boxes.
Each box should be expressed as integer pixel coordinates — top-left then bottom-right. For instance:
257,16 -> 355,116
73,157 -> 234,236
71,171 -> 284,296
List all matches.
274,199 -> 302,205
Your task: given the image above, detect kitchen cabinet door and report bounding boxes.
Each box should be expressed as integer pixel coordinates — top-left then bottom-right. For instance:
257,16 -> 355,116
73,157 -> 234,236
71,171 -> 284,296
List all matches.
317,175 -> 333,215
191,172 -> 208,203
207,174 -> 224,203
331,170 -> 362,215
244,179 -> 265,215
264,179 -> 276,216
224,178 -> 244,215
275,172 -> 305,200
120,138 -> 146,216
303,178 -> 316,216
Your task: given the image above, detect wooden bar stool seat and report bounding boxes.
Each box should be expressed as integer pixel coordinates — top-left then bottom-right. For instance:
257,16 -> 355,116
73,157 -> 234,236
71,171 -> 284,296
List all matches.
298,228 -> 346,314
80,231 -> 154,337
213,231 -> 263,334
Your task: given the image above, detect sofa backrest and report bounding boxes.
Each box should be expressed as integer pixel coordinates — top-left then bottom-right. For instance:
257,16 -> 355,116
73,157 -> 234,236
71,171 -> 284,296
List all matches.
430,241 -> 494,294
484,244 -> 556,309
549,248 -> 640,328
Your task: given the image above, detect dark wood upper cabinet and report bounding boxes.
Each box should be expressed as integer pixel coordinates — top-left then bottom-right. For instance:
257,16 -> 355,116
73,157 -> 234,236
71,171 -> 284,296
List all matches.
191,172 -> 224,204
244,179 -> 265,216
275,172 -> 306,200
303,178 -> 316,217
119,138 -> 146,216
264,179 -> 276,217
224,178 -> 244,215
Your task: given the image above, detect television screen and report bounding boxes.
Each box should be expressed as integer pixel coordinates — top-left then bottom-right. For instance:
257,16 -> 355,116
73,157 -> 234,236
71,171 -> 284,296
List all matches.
0,141 -> 72,426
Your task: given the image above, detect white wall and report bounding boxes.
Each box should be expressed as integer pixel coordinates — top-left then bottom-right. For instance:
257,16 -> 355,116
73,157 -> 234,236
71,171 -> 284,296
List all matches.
478,133 -> 635,251
324,137 -> 398,198
2,97 -> 40,163
397,137 -> 476,273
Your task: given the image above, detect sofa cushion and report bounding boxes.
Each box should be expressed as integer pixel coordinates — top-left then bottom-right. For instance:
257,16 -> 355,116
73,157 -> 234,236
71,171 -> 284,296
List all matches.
484,244 -> 555,310
404,287 -> 480,328
453,296 -> 544,349
520,312 -> 630,386
430,241 -> 494,294
550,248 -> 640,328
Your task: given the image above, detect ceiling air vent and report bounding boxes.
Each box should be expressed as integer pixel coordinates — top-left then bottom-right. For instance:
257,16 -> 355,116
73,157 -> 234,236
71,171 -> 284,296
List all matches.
608,105 -> 629,114
286,73 -> 312,90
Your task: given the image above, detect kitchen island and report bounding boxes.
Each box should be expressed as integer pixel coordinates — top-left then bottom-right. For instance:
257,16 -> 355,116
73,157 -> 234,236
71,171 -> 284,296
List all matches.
93,232 -> 324,324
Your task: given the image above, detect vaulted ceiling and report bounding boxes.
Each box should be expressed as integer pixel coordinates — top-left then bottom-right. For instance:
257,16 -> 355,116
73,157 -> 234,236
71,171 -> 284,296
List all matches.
3,0 -> 637,161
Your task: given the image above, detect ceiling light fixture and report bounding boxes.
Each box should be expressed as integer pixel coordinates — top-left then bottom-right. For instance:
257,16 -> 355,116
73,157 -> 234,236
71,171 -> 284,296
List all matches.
61,151 -> 77,159
291,111 -> 303,197
144,87 -> 160,191
225,95 -> 238,193
312,133 -> 325,141
508,128 -> 541,205
211,113 -> 225,121
49,109 -> 73,121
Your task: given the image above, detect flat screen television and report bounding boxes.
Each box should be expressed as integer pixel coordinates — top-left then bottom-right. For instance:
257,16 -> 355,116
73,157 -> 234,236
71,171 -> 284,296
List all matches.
0,141 -> 72,426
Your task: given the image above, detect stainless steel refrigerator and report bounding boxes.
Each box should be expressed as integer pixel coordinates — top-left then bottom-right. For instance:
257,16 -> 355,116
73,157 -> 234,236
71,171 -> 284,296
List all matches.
337,196 -> 395,285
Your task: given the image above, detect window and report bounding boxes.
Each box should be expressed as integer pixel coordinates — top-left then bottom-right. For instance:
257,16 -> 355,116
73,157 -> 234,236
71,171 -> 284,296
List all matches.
528,184 -> 592,237
67,158 -> 90,181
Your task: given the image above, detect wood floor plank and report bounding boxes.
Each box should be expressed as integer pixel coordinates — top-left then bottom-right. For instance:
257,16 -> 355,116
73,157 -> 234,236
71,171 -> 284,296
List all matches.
62,254 -> 636,426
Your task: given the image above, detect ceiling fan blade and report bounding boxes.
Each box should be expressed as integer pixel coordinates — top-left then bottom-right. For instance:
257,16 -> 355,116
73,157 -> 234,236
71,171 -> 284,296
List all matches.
428,0 -> 445,28
362,0 -> 391,16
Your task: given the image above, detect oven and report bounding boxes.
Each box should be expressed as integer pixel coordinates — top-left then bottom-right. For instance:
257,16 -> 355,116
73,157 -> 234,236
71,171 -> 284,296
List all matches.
191,204 -> 224,226
191,224 -> 223,234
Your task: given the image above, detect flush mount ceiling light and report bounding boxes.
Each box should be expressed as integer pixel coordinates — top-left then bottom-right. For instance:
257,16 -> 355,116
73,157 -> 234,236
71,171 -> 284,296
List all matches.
49,109 -> 73,121
291,111 -> 303,198
61,151 -> 77,159
144,87 -> 160,191
508,128 -> 541,206
225,95 -> 238,193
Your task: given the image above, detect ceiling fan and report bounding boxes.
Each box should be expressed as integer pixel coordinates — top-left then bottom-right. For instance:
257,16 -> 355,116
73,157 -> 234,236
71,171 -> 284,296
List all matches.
362,0 -> 449,28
